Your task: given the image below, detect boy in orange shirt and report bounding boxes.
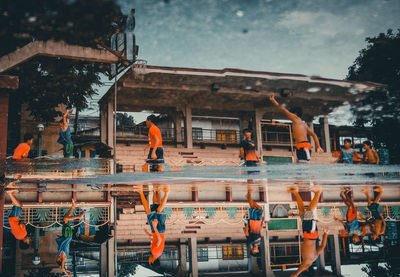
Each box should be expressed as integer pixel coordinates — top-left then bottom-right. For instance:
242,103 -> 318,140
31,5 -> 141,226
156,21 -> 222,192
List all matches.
12,133 -> 34,159
143,115 -> 164,172
134,185 -> 169,264
6,181 -> 30,249
243,186 -> 263,255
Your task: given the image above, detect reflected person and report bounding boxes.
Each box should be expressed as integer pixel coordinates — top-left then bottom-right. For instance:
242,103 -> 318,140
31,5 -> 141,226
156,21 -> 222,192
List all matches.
362,186 -> 385,241
243,186 -> 264,255
56,199 -> 85,277
134,185 -> 169,264
288,186 -> 328,277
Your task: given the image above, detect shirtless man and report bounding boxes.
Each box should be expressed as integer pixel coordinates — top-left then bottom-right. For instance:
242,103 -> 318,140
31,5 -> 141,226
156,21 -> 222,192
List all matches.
134,185 -> 169,264
362,141 -> 379,165
269,94 -> 323,162
288,186 -> 328,277
362,186 -> 385,241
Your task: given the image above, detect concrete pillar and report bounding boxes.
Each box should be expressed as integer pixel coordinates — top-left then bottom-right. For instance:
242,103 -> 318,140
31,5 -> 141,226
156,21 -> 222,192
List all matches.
317,232 -> 326,271
262,231 -> 275,277
176,239 -> 188,277
332,233 -> 341,276
308,121 -> 316,151
107,99 -> 115,154
184,105 -> 193,149
173,113 -> 184,146
252,109 -> 263,159
239,115 -> 251,141
189,237 -> 198,277
319,116 -> 331,153
107,230 -> 115,277
100,105 -> 107,144
100,242 -> 107,276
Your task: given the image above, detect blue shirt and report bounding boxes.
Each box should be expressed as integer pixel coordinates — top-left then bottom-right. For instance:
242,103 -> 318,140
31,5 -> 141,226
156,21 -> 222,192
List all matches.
56,236 -> 72,258
341,149 -> 353,164
57,126 -> 73,145
346,218 -> 361,236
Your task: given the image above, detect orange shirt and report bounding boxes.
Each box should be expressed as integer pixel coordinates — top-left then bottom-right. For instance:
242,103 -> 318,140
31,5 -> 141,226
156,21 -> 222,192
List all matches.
347,207 -> 358,222
13,143 -> 30,159
249,220 -> 262,234
8,217 -> 27,240
148,125 -> 163,148
150,233 -> 165,259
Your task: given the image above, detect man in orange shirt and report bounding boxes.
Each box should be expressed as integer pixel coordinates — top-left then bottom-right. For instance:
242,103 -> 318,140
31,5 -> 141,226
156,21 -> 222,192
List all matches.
12,133 -> 34,159
143,115 -> 164,172
134,185 -> 169,264
6,181 -> 30,249
288,186 -> 328,277
243,186 -> 263,255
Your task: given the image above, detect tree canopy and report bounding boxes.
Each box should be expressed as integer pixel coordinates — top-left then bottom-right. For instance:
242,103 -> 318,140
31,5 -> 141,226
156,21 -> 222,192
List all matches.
347,29 -> 400,163
0,0 -> 124,122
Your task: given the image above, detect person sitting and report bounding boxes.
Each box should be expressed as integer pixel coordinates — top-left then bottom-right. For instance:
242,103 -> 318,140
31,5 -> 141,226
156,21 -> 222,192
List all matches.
12,133 -> 34,159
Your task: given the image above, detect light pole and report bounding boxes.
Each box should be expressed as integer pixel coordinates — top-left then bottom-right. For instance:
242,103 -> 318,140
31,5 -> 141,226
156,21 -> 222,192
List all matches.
36,124 -> 44,157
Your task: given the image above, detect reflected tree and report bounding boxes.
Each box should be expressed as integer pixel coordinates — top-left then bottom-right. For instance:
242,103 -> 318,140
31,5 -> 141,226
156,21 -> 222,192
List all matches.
362,243 -> 400,277
347,29 -> 400,163
24,268 -> 61,277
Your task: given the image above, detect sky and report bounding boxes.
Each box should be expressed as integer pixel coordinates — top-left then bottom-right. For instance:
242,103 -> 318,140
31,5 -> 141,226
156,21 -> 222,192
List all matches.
83,0 -> 400,124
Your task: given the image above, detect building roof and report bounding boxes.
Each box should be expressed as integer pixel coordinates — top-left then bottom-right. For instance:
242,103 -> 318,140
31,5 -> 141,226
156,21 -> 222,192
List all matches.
99,65 -> 384,121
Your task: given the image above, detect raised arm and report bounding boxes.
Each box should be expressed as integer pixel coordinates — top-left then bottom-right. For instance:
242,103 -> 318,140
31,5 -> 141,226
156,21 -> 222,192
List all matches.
268,94 -> 298,121
63,109 -> 73,127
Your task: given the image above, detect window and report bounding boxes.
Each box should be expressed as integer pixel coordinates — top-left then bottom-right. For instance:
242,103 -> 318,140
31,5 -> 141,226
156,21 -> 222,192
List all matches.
192,128 -> 203,140
216,130 -> 237,142
198,247 -> 208,262
222,246 -> 244,260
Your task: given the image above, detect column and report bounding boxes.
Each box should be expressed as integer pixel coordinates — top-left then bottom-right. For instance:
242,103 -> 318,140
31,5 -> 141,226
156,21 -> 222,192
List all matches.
173,113 -> 184,147
262,231 -> 275,277
100,104 -> 107,144
252,109 -> 263,158
0,91 -> 9,274
333,233 -> 341,276
176,239 -> 188,277
319,116 -> 331,153
184,105 -> 193,149
317,232 -> 326,272
189,237 -> 198,277
239,113 -> 251,141
107,230 -> 115,277
308,121 -> 316,151
107,99 -> 115,154
100,242 -> 107,276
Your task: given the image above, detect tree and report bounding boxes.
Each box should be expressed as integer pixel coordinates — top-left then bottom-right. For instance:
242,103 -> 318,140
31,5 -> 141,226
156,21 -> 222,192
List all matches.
0,0 -> 124,122
118,263 -> 138,277
347,29 -> 400,163
117,113 -> 136,127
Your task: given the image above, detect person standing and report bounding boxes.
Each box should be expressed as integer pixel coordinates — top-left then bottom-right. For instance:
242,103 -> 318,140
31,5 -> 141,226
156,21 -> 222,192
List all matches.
239,129 -> 259,167
143,115 -> 164,172
57,109 -> 74,158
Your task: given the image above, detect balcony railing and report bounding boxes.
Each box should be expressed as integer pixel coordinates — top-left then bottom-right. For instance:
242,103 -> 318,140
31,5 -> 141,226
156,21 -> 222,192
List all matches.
115,126 -> 294,146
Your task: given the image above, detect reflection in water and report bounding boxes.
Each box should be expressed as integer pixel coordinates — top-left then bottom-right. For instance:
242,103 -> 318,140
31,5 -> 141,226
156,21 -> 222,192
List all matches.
2,163 -> 400,276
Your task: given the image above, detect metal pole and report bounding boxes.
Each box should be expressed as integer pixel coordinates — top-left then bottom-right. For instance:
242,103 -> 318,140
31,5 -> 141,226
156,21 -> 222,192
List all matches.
38,131 -> 42,157
114,75 -> 117,174
114,196 -> 118,277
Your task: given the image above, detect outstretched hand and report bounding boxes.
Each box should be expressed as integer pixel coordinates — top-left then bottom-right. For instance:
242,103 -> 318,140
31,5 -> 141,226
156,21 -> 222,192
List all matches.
316,147 -> 324,154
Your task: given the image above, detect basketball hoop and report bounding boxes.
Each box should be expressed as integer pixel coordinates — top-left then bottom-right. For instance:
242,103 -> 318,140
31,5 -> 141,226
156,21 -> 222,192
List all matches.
132,59 -> 147,79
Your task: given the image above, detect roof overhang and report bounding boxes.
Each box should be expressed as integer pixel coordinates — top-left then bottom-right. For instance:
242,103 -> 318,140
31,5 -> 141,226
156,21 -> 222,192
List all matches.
99,65 -> 384,121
